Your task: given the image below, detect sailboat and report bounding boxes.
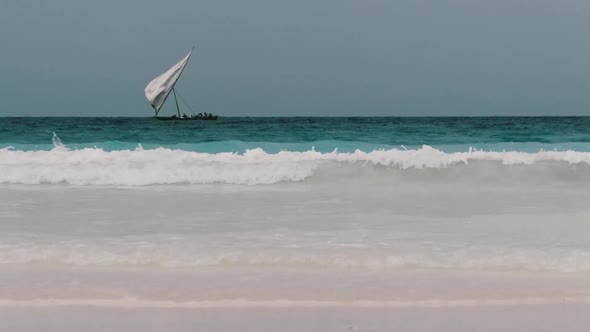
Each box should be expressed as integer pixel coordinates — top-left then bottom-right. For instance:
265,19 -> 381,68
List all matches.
144,47 -> 218,120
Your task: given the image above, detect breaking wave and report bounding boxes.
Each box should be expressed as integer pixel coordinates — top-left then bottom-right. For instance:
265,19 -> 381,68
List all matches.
1,145 -> 590,186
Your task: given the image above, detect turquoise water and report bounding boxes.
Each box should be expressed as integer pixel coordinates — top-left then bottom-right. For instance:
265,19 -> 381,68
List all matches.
1,117 -> 590,153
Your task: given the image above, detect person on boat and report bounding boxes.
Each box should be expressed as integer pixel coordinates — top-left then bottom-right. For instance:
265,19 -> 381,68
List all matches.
171,114 -> 177,118
182,113 -> 188,118
197,112 -> 203,118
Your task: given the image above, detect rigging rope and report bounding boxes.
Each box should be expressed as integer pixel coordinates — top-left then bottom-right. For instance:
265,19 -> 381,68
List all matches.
175,90 -> 196,114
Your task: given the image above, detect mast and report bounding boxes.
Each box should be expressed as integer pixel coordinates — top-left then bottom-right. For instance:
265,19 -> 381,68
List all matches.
172,88 -> 181,117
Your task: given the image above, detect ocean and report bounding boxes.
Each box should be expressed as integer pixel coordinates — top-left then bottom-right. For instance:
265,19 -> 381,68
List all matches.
1,117 -> 590,330
3,116 -> 590,153
2,116 -> 590,186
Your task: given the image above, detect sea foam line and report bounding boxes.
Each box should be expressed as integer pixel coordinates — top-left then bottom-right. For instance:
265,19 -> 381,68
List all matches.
1,145 -> 590,185
2,242 -> 590,273
1,296 -> 589,308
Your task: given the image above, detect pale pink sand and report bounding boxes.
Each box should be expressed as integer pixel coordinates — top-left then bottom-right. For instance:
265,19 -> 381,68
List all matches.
2,265 -> 590,331
2,304 -> 590,332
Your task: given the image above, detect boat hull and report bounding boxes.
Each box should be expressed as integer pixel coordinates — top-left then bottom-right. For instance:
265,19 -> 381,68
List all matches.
155,116 -> 218,121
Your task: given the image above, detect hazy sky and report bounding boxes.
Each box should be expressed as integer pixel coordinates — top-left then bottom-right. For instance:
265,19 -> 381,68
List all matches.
1,0 -> 590,116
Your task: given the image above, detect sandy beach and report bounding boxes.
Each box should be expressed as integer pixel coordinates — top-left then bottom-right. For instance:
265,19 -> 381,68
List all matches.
3,303 -> 590,332
3,264 -> 590,331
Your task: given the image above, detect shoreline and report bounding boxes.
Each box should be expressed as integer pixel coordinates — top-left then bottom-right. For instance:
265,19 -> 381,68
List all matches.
3,265 -> 590,306
2,296 -> 590,309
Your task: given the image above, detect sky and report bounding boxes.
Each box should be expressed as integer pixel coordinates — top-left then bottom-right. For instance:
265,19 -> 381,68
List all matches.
1,0 -> 590,117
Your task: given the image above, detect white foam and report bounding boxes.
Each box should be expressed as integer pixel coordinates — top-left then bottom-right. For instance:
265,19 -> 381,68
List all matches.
2,296 -> 590,308
1,239 -> 589,272
1,146 -> 590,186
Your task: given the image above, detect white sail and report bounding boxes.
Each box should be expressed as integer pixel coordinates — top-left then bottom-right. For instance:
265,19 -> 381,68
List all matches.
144,49 -> 193,114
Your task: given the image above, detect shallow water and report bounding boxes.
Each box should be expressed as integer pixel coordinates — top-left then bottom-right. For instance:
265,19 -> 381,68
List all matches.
1,117 -> 589,307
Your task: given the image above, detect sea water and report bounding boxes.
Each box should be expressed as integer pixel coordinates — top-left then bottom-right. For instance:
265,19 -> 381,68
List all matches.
1,117 -> 590,305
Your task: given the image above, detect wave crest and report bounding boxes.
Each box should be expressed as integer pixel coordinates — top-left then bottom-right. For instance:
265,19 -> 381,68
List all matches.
1,146 -> 590,186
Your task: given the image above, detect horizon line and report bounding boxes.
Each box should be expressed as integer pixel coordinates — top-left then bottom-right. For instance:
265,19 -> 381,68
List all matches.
1,115 -> 590,118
